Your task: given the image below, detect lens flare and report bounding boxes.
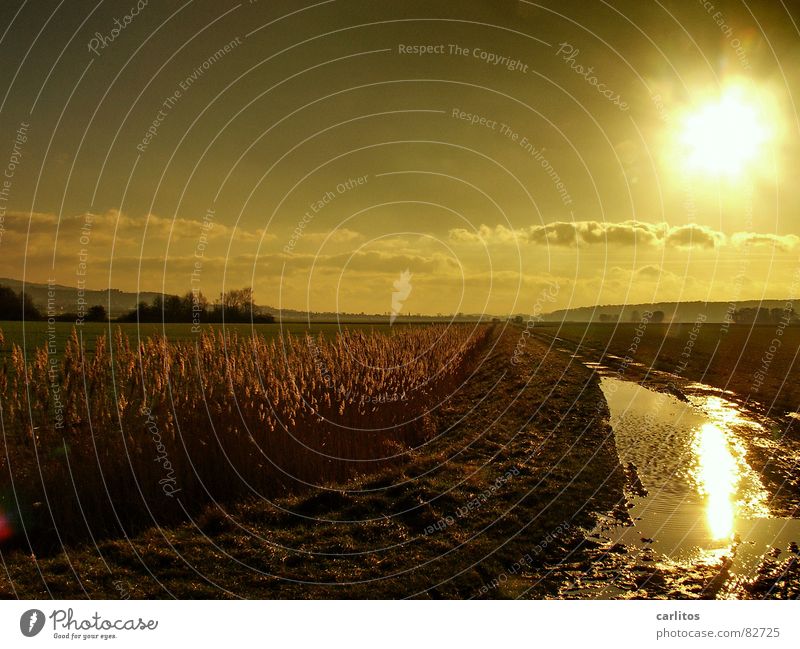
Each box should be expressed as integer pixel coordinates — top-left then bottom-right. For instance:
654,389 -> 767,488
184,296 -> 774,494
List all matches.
0,510 -> 13,543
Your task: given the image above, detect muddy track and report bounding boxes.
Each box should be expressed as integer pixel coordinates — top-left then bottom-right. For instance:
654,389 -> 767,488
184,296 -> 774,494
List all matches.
531,328 -> 800,519
531,327 -> 800,599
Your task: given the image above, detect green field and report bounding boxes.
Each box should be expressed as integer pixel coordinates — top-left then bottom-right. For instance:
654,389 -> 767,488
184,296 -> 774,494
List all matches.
0,321 -> 408,356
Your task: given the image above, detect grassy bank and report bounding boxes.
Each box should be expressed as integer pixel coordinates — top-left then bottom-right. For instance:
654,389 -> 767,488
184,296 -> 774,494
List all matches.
534,322 -> 800,416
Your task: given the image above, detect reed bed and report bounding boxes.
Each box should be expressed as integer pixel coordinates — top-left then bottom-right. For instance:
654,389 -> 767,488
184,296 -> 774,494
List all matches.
0,324 -> 491,549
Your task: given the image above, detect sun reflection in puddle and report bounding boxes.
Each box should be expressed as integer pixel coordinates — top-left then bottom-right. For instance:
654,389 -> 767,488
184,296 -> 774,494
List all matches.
690,397 -> 770,545
693,423 -> 738,540
696,395 -> 752,428
592,375 -> 800,595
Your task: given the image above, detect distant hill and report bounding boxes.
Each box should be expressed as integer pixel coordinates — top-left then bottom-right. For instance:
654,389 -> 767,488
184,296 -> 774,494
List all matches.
4,278 -> 796,325
541,300 -> 799,323
0,278 -> 487,322
0,277 -> 163,318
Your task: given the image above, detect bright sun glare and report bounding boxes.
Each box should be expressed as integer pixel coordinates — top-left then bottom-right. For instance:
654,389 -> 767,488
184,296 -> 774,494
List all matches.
678,85 -> 772,179
694,423 -> 737,540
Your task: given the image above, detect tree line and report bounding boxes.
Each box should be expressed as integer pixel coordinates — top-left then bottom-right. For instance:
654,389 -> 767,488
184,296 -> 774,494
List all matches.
0,284 -> 274,323
0,285 -> 45,320
732,306 -> 799,324
118,288 -> 274,323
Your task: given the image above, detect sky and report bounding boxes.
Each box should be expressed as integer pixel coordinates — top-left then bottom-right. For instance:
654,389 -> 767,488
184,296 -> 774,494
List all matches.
0,0 -> 799,315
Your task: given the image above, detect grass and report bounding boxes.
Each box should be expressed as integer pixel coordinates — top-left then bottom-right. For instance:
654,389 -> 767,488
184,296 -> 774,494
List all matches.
0,323 -> 491,551
534,322 -> 800,415
0,321 -> 421,358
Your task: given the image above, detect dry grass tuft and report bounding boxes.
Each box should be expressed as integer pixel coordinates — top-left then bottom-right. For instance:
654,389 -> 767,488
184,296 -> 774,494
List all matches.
0,324 -> 490,549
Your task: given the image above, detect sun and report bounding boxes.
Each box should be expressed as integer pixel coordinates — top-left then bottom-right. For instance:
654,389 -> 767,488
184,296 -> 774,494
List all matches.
677,85 -> 772,179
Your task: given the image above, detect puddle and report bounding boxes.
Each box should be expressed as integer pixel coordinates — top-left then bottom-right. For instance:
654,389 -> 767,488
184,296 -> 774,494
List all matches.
591,376 -> 800,596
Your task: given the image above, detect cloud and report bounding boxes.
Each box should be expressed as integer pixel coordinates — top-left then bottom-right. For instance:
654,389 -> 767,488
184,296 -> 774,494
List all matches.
302,228 -> 363,244
663,224 -> 724,249
449,224 -> 522,244
529,220 -> 671,246
0,210 -> 278,295
317,250 -> 458,274
636,264 -> 662,278
449,220 -> 728,249
730,232 -> 800,251
1,209 -> 273,245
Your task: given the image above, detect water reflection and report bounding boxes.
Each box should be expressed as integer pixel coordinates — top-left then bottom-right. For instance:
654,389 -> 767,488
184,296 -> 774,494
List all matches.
598,376 -> 799,585
690,397 -> 771,539
698,394 -> 763,433
693,423 -> 737,540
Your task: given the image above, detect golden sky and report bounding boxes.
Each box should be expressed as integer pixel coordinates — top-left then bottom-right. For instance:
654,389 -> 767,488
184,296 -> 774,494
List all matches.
1,0 -> 799,314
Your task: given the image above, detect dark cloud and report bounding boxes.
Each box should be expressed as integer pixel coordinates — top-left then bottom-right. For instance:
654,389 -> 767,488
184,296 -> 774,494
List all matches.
730,232 -> 799,251
451,220 -> 726,249
664,224 -> 723,249
636,264 -> 662,278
